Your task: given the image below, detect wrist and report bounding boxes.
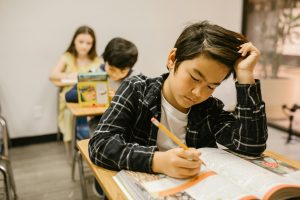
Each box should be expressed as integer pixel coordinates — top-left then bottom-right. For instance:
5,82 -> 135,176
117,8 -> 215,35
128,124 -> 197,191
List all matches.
152,151 -> 164,174
236,70 -> 255,84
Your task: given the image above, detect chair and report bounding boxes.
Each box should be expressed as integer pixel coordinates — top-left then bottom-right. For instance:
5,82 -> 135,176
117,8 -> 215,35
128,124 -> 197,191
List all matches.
0,116 -> 17,199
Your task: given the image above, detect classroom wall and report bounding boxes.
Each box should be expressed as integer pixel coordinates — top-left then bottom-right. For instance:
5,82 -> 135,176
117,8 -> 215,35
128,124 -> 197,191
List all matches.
0,0 -> 243,138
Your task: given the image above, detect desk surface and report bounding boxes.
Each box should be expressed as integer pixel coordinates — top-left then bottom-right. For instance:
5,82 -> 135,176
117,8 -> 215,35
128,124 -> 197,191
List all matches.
66,103 -> 107,117
77,139 -> 126,200
77,139 -> 300,200
49,78 -> 76,87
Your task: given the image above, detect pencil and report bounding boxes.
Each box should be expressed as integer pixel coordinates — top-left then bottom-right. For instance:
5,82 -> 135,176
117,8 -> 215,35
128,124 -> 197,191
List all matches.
151,117 -> 206,166
151,117 -> 189,150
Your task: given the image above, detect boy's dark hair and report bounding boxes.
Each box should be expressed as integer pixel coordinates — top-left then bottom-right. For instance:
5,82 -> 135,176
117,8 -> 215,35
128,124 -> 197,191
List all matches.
66,25 -> 98,60
174,21 -> 248,79
102,37 -> 138,69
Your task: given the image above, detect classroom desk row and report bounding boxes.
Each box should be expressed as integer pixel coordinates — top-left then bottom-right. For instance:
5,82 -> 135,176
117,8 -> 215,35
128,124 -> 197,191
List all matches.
66,102 -> 106,200
53,79 -> 300,200
77,139 -> 300,200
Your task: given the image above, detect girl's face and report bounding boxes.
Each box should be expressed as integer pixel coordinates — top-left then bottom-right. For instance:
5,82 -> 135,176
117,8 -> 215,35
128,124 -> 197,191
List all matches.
74,33 -> 94,56
163,49 -> 230,113
105,62 -> 130,81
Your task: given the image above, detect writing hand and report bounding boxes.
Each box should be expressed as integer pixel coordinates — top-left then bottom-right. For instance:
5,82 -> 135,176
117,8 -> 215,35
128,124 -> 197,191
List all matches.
152,148 -> 202,178
235,42 -> 260,84
109,89 -> 115,98
108,89 -> 116,101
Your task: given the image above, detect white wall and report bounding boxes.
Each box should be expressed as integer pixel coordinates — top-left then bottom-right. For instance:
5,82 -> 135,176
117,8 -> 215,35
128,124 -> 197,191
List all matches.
0,0 -> 243,138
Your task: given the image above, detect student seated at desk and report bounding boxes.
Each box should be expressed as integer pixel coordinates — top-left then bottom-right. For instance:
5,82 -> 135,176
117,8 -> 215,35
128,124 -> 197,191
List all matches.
89,21 -> 268,179
65,37 -> 138,134
65,37 -> 138,198
49,25 -> 100,144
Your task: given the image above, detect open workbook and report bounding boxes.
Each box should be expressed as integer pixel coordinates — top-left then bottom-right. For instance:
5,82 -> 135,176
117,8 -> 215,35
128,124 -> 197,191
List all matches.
113,148 -> 300,200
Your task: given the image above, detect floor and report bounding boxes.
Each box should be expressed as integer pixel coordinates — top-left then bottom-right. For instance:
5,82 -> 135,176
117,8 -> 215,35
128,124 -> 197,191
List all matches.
9,141 -> 99,200
266,126 -> 300,162
6,126 -> 300,200
268,110 -> 300,137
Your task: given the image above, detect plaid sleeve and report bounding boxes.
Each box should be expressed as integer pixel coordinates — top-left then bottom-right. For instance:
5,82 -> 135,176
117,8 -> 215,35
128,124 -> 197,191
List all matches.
215,80 -> 268,156
88,77 -> 156,173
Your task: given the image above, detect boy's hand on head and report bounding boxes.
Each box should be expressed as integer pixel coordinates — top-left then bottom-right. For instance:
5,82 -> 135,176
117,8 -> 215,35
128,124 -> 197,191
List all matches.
235,42 -> 260,84
152,148 -> 202,179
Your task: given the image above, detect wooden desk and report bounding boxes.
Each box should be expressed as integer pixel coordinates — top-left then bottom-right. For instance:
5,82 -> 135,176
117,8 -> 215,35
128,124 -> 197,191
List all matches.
264,151 -> 300,169
67,103 -> 107,199
66,102 -> 107,117
77,139 -> 126,200
77,139 -> 300,200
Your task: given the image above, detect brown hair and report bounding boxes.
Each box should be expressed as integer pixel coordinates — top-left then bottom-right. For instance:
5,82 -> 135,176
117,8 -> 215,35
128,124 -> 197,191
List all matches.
66,25 -> 98,60
174,21 -> 248,79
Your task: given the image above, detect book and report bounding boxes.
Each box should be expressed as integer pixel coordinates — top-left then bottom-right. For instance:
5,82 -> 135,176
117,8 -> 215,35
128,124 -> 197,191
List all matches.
113,148 -> 300,200
77,72 -> 109,107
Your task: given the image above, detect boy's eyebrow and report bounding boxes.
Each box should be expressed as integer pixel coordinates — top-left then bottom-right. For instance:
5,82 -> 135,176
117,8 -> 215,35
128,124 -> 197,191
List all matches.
193,69 -> 221,86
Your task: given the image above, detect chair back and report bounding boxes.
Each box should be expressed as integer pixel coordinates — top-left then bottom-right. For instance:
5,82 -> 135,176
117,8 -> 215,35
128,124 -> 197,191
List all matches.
0,117 -> 9,158
0,115 -> 17,200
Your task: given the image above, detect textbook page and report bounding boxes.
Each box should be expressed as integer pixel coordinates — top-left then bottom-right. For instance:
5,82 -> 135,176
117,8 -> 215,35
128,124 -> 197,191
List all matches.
115,148 -> 300,200
113,176 -> 135,200
142,166 -> 256,200
199,148 -> 300,199
142,148 -> 300,200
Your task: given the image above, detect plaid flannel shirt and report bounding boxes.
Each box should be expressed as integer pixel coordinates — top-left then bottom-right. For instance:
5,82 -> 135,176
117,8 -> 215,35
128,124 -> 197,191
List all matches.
89,73 -> 268,173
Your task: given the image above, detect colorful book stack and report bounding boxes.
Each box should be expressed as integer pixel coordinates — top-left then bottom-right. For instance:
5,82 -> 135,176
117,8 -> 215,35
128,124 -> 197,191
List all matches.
77,71 -> 109,107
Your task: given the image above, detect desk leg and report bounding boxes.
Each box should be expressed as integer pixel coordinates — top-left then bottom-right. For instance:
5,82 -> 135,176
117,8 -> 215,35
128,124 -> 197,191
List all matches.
78,152 -> 88,200
56,88 -> 62,141
71,116 -> 77,180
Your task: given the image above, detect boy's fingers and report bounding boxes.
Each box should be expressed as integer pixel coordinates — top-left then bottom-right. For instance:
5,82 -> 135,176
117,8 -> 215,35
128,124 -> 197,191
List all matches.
177,148 -> 200,160
178,167 -> 200,178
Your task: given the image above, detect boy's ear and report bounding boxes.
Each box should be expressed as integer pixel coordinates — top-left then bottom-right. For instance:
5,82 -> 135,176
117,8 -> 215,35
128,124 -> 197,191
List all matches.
167,48 -> 177,70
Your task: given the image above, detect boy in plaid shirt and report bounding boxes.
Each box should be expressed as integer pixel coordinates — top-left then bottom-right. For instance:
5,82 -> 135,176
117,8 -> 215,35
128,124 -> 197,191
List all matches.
89,21 -> 268,179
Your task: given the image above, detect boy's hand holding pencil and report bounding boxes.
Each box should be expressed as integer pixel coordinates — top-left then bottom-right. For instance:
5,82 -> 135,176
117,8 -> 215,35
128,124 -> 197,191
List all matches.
151,117 -> 204,179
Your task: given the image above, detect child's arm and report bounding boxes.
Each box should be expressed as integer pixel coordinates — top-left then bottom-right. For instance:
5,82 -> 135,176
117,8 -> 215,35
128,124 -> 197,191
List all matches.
88,77 -> 157,173
49,56 -> 77,80
215,42 -> 267,156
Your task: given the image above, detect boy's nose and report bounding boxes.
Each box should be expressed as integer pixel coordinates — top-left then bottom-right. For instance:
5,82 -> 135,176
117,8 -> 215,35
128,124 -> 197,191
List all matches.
191,86 -> 203,98
192,83 -> 206,97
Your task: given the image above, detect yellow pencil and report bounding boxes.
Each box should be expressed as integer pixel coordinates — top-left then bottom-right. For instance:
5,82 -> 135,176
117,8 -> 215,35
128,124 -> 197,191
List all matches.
151,117 -> 189,150
151,117 -> 206,166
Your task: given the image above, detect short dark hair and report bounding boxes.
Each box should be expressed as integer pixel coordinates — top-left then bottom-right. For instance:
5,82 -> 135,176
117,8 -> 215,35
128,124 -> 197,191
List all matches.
102,37 -> 138,69
66,25 -> 98,60
174,21 -> 248,79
